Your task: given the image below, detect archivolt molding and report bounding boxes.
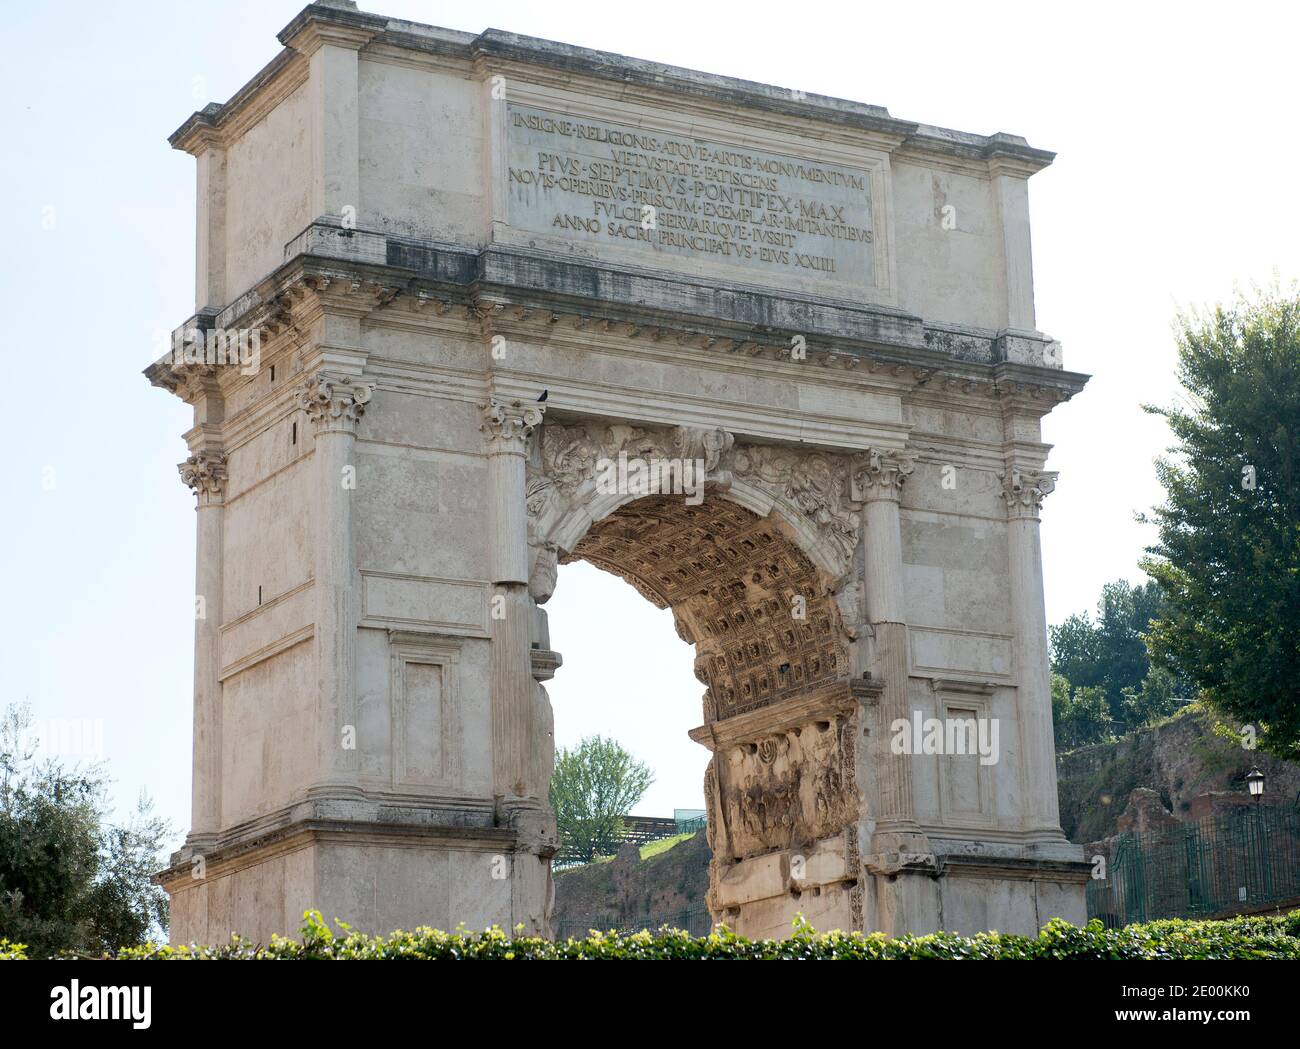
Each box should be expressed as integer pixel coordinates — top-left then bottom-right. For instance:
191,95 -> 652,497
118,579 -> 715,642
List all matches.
525,419 -> 892,583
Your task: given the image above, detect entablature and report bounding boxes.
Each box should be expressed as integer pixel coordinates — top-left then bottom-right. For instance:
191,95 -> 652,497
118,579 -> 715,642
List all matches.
146,224 -> 1088,416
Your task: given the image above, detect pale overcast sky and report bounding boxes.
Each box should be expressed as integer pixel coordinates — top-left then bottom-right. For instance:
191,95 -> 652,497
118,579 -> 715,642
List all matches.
3,1 -> 1297,836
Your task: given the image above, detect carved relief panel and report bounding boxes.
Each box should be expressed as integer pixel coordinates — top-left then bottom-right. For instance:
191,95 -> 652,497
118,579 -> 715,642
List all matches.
714,711 -> 858,858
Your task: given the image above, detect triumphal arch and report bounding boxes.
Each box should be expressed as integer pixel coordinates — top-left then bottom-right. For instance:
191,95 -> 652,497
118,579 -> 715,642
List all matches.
149,1 -> 1090,942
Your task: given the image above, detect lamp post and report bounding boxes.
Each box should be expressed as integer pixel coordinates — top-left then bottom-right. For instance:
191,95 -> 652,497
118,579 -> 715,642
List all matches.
1245,766 -> 1269,900
1247,766 -> 1265,805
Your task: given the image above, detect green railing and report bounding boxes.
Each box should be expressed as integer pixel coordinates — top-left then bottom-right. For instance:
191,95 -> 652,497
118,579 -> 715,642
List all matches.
554,815 -> 706,870
1087,804 -> 1300,926
676,814 -> 707,835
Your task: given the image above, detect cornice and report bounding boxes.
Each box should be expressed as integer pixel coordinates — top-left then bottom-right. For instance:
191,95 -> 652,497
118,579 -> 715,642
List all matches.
169,104 -> 224,155
169,48 -> 307,154
897,131 -> 1055,179
994,364 -> 1091,416
145,230 -> 1089,416
172,3 -> 1053,173
156,810 -> 512,885
281,18 -> 376,58
276,2 -> 387,51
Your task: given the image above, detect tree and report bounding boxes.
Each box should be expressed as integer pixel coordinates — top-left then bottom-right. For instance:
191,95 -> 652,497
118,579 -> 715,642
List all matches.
549,736 -> 654,864
1049,578 -> 1189,744
0,705 -> 171,956
1050,674 -> 1112,750
1048,611 -> 1106,695
1094,580 -> 1167,702
1142,286 -> 1300,759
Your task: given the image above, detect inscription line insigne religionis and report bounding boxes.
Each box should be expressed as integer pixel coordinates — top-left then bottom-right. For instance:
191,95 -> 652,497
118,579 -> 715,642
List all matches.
506,105 -> 875,285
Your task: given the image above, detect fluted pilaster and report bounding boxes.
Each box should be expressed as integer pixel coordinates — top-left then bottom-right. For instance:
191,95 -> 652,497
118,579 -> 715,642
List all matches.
482,400 -> 545,802
853,449 -> 925,846
179,451 -> 227,840
1000,465 -> 1065,839
300,375 -> 374,795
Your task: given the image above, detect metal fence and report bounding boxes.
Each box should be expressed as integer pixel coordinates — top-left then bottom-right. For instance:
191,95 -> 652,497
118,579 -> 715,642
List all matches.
676,814 -> 707,835
553,906 -> 714,941
1087,804 -> 1300,926
553,815 -> 706,870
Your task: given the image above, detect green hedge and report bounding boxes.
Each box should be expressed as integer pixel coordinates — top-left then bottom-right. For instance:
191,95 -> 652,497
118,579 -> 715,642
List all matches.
5,910 -> 1300,960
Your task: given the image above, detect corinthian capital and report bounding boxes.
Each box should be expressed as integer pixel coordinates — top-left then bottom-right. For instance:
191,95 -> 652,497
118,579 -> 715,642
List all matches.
298,375 -> 375,430
1000,467 -> 1058,518
178,451 -> 227,499
481,399 -> 545,450
852,448 -> 917,502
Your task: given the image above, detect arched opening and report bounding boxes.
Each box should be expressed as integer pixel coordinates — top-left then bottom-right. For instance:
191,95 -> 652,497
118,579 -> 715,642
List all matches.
541,487 -> 862,931
568,494 -> 847,726
544,557 -> 709,936
546,557 -> 705,825
527,421 -> 872,935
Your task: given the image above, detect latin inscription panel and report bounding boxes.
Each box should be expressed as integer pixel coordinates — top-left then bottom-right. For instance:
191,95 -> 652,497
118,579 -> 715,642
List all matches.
506,104 -> 876,288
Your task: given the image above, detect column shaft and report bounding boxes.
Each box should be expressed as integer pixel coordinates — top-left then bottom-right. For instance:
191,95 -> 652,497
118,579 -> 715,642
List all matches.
314,426 -> 358,790
482,400 -> 544,802
856,450 -> 922,842
488,439 -> 530,585
1002,468 -> 1064,837
180,452 -> 227,841
299,376 -> 373,796
864,497 -> 905,623
193,499 -> 223,835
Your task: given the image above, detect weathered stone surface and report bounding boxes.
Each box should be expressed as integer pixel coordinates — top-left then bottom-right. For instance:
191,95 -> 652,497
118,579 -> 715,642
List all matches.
149,1 -> 1090,943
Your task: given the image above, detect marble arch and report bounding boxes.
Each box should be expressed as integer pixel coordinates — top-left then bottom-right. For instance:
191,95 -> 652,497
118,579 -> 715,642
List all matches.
149,2 -> 1092,943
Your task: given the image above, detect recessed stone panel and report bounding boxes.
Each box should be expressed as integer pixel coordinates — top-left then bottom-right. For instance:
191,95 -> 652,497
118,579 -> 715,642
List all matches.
360,571 -> 489,636
910,626 -> 1012,678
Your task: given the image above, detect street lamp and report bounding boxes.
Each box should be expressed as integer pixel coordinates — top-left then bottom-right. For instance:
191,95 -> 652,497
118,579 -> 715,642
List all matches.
1247,766 -> 1266,804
